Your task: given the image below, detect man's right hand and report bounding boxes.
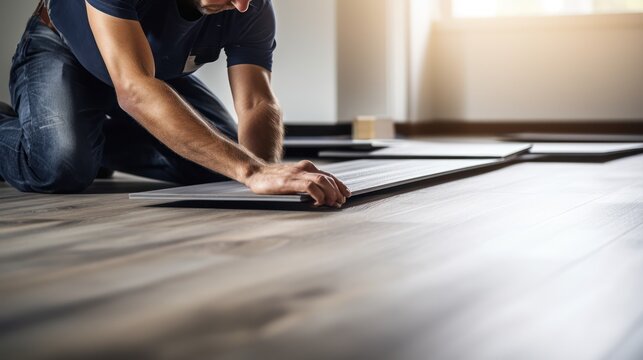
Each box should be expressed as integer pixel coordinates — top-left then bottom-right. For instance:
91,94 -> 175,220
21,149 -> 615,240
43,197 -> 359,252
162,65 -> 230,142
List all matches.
244,160 -> 352,208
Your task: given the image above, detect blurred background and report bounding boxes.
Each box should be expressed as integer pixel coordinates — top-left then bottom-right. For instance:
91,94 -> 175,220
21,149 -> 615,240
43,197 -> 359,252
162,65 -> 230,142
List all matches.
1,0 -> 642,128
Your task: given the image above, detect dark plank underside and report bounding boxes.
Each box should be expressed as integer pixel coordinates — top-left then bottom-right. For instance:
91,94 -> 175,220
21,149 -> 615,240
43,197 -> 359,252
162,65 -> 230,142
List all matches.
1,153 -> 643,360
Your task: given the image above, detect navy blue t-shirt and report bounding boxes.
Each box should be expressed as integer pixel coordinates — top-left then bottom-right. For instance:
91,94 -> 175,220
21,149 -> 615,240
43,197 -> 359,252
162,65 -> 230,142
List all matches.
47,0 -> 276,86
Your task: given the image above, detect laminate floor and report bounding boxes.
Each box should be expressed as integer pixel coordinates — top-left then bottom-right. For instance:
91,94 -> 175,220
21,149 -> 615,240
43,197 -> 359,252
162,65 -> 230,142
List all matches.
1,152 -> 642,360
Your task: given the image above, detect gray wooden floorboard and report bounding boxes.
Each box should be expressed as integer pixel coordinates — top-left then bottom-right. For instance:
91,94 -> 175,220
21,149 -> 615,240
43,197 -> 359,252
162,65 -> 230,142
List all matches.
1,153 -> 642,360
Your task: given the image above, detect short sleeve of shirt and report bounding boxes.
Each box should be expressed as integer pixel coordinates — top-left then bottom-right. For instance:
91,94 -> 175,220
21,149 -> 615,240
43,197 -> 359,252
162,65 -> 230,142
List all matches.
85,0 -> 139,20
224,0 -> 277,72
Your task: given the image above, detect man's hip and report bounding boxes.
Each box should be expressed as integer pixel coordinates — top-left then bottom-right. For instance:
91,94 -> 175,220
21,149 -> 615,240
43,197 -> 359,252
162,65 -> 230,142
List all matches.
35,0 -> 58,35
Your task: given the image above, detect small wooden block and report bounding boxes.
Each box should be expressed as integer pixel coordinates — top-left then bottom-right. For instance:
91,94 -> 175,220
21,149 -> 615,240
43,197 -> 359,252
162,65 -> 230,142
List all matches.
352,116 -> 395,140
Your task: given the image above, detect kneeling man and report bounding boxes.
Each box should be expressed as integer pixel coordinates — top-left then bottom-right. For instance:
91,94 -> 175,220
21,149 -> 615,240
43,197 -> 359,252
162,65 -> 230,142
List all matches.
0,0 -> 350,207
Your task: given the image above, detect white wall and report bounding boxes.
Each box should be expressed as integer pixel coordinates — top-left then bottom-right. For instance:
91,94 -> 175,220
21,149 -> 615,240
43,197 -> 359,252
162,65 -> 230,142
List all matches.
426,14 -> 643,122
408,0 -> 443,123
337,0 -> 410,123
337,0 -> 389,122
197,0 -> 338,124
0,3 -> 35,103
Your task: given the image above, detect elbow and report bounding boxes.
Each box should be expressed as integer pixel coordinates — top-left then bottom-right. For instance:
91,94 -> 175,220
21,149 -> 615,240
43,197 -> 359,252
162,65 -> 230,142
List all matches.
265,101 -> 283,126
257,100 -> 283,127
239,99 -> 283,133
114,78 -> 148,115
263,101 -> 284,139
238,96 -> 282,120
266,101 -> 284,143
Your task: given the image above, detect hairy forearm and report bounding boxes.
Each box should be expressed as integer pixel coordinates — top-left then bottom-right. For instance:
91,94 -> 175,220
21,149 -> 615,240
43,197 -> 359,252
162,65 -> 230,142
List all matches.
117,77 -> 265,183
238,101 -> 284,163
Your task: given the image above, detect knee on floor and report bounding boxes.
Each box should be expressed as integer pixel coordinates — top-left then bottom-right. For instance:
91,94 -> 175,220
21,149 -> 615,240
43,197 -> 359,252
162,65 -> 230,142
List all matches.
21,144 -> 100,194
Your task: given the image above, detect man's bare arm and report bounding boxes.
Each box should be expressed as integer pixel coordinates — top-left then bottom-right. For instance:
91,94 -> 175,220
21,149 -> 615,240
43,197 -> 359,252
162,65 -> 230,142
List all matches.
229,64 -> 283,163
86,2 -> 350,206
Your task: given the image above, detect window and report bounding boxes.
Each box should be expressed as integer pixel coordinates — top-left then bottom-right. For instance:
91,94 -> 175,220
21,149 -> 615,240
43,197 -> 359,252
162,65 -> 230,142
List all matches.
451,0 -> 643,18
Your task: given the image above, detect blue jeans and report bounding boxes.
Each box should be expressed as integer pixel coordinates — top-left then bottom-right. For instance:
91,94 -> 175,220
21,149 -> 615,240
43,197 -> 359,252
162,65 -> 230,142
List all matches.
0,15 -> 238,193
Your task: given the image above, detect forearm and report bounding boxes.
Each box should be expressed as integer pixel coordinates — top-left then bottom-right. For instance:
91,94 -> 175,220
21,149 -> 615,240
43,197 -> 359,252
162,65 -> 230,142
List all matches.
238,101 -> 284,163
118,77 -> 265,183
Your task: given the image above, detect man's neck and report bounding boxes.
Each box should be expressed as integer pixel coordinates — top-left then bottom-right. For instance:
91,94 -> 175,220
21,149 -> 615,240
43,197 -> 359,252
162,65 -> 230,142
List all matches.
177,0 -> 203,21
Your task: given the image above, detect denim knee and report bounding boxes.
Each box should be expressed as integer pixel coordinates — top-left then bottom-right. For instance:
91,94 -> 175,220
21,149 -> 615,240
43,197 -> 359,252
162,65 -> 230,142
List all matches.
21,143 -> 100,194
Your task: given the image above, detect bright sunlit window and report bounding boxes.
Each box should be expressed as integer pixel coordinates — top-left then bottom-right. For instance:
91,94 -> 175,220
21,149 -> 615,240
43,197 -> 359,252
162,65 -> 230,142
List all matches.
451,0 -> 643,18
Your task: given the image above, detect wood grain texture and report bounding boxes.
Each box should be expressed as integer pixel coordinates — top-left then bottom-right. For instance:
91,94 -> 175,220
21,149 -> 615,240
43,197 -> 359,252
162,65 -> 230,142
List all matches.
1,153 -> 643,360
